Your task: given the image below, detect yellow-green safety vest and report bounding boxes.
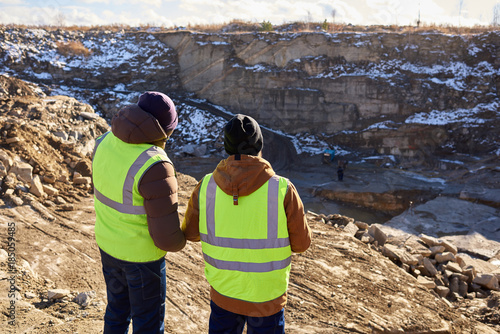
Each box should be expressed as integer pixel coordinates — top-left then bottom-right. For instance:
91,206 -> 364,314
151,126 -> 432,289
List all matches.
199,173 -> 291,303
92,131 -> 171,262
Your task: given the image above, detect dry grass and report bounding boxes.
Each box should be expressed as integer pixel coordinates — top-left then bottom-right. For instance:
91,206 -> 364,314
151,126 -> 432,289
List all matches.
56,41 -> 92,57
172,20 -> 500,35
1,20 -> 499,35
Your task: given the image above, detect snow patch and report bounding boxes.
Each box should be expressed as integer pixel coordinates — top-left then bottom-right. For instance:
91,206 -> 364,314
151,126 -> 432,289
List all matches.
405,100 -> 499,126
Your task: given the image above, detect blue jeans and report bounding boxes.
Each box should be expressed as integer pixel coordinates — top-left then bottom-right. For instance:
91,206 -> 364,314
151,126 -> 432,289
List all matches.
209,300 -> 285,334
99,249 -> 166,334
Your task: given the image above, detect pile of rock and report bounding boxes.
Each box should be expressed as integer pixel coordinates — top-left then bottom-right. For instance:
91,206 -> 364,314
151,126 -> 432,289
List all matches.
0,147 -> 91,211
313,212 -> 500,303
0,74 -> 109,211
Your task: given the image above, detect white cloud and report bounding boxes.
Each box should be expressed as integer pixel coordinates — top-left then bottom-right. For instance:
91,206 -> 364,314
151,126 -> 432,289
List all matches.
66,7 -> 113,26
141,8 -> 176,26
176,0 -> 361,25
0,0 -> 496,27
81,0 -> 170,5
330,2 -> 364,24
115,0 -> 163,6
0,6 -> 54,25
79,0 -> 111,4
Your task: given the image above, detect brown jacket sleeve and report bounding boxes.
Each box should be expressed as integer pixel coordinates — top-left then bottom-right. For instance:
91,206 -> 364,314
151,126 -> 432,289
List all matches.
139,161 -> 186,252
181,180 -> 202,242
284,181 -> 312,253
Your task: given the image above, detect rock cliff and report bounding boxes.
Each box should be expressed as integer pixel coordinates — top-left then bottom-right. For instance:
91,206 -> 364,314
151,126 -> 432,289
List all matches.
0,41 -> 499,334
1,26 -> 499,165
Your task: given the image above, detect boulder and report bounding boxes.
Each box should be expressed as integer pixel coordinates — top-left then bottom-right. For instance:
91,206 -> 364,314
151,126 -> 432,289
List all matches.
435,286 -> 450,298
47,289 -> 70,300
423,257 -> 438,277
458,280 -> 469,297
441,240 -> 458,255
43,174 -> 57,184
429,246 -> 446,256
449,276 -> 460,294
417,276 -> 436,289
30,175 -> 45,197
419,234 -> 457,255
343,221 -> 359,236
473,274 -> 499,291
0,150 -> 13,171
355,221 -> 369,229
368,224 -> 387,246
11,160 -> 33,183
435,252 -> 456,263
73,176 -> 91,184
444,262 -> 463,273
75,160 -> 92,177
360,231 -> 374,244
382,244 -> 419,266
42,184 -> 59,196
456,253 -> 500,276
74,291 -> 96,307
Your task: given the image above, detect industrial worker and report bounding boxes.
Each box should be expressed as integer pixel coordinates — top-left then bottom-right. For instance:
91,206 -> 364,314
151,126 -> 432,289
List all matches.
182,114 -> 312,334
92,91 -> 186,333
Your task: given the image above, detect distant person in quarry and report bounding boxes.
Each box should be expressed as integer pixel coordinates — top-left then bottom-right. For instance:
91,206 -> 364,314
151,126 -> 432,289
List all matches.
337,165 -> 344,181
92,91 -> 186,333
182,114 -> 312,334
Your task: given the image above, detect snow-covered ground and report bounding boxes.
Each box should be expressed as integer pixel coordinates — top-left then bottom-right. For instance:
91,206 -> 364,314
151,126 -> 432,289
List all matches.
405,100 -> 499,126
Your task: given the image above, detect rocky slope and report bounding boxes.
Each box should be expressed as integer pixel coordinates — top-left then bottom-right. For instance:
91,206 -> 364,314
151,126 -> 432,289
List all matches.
0,26 -> 499,166
0,72 -> 499,333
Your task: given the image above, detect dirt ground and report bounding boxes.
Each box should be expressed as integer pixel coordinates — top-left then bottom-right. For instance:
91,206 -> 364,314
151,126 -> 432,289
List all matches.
1,169 -> 499,334
1,76 -> 499,333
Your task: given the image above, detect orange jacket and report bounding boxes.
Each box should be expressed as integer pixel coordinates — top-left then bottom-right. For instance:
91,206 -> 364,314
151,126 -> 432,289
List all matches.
182,154 -> 311,316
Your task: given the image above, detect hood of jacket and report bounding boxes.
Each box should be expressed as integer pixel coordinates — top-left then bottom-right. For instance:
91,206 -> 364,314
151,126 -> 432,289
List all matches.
212,154 -> 275,198
111,104 -> 167,144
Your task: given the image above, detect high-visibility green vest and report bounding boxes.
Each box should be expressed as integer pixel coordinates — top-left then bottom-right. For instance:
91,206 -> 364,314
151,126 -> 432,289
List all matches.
92,131 -> 171,262
199,173 -> 291,303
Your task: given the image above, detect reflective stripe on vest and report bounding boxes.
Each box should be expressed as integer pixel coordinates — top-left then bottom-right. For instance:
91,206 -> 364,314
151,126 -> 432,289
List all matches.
93,131 -> 171,262
199,174 -> 291,302
201,175 -> 291,271
93,132 -> 171,215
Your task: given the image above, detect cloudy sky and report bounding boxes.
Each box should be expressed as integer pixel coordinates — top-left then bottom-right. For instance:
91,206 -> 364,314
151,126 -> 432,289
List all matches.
0,0 -> 498,28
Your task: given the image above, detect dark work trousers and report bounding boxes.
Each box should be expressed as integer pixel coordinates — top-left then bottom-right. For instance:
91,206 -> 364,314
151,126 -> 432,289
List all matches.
209,300 -> 285,334
337,167 -> 344,181
99,248 -> 166,334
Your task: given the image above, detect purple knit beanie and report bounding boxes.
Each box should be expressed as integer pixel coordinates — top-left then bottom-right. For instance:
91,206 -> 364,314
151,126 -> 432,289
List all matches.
138,91 -> 178,133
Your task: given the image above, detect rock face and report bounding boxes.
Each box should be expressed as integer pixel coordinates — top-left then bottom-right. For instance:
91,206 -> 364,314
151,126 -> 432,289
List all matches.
156,31 -> 499,163
0,27 -> 498,165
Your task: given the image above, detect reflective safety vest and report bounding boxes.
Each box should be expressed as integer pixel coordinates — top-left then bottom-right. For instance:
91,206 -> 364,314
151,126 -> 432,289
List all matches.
199,173 -> 291,303
92,131 -> 171,262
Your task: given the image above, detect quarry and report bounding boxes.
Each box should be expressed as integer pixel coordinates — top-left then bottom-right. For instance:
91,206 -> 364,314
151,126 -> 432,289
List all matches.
0,25 -> 499,333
